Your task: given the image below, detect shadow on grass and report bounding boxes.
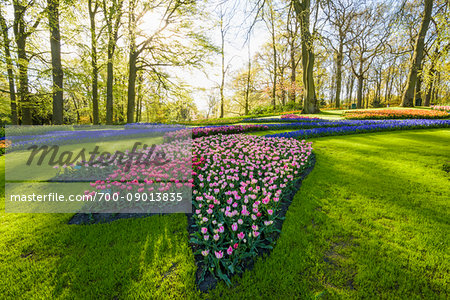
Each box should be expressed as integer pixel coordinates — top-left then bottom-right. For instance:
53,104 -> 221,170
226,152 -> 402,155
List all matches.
0,205 -> 199,299
1,129 -> 449,298
307,133 -> 450,296
209,130 -> 449,298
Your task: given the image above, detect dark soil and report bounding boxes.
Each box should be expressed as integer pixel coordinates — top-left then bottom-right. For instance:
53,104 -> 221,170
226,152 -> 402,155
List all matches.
68,212 -> 158,225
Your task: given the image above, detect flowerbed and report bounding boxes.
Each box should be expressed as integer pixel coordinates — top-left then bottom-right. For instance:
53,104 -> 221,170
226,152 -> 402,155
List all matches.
190,134 -> 313,287
344,109 -> 449,120
163,124 -> 268,142
262,120 -> 383,130
163,120 -> 404,142
431,105 -> 450,112
266,119 -> 450,139
0,137 -> 7,156
66,132 -> 314,288
72,139 -> 194,214
280,114 -> 316,119
242,117 -> 323,123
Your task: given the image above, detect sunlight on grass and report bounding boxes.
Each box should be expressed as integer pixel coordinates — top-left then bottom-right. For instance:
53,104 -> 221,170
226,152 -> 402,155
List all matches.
1,129 -> 449,298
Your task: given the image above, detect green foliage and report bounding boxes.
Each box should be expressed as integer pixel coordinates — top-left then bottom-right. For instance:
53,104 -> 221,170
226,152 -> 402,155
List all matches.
249,102 -> 303,116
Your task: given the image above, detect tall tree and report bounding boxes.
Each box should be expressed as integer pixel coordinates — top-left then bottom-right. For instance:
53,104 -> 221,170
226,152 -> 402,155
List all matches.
424,40 -> 440,106
292,0 -> 320,114
347,73 -> 354,104
126,0 -> 212,123
0,5 -> 18,124
263,0 -> 277,109
48,0 -> 63,124
216,3 -> 233,118
135,73 -> 143,122
347,4 -> 387,109
126,0 -> 137,123
13,0 -> 42,125
414,64 -> 423,105
244,36 -> 251,115
401,0 -> 433,107
323,0 -> 356,108
286,2 -> 300,103
206,93 -> 218,119
88,0 -> 99,124
103,0 -> 123,124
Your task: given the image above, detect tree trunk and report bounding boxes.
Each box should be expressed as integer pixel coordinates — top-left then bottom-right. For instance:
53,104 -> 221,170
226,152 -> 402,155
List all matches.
425,77 -> 433,107
280,71 -> 286,107
127,52 -> 137,123
375,70 -> 382,106
106,50 -> 114,124
135,74 -> 143,122
349,75 -> 354,105
414,69 -> 423,106
219,13 -> 225,118
433,71 -> 440,103
384,66 -> 391,105
103,0 -> 123,124
293,0 -> 319,114
356,75 -> 363,109
271,8 -> 277,110
401,0 -> 433,107
0,10 -> 18,124
13,3 -> 32,125
220,45 -> 225,118
365,83 -> 369,109
245,52 -> 251,115
425,42 -> 440,106
88,0 -> 99,124
71,94 -> 80,123
362,80 -> 366,108
48,0 -> 64,124
330,72 -> 335,106
127,0 -> 137,124
388,71 -> 395,106
289,39 -> 296,103
287,4 -> 297,104
335,42 -> 343,108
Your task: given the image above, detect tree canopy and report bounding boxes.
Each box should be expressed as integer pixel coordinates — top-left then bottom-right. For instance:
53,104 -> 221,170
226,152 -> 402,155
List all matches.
0,0 -> 448,124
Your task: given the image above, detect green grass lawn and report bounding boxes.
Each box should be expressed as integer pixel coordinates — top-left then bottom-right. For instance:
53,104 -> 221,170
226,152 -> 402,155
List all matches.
1,129 -> 449,299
